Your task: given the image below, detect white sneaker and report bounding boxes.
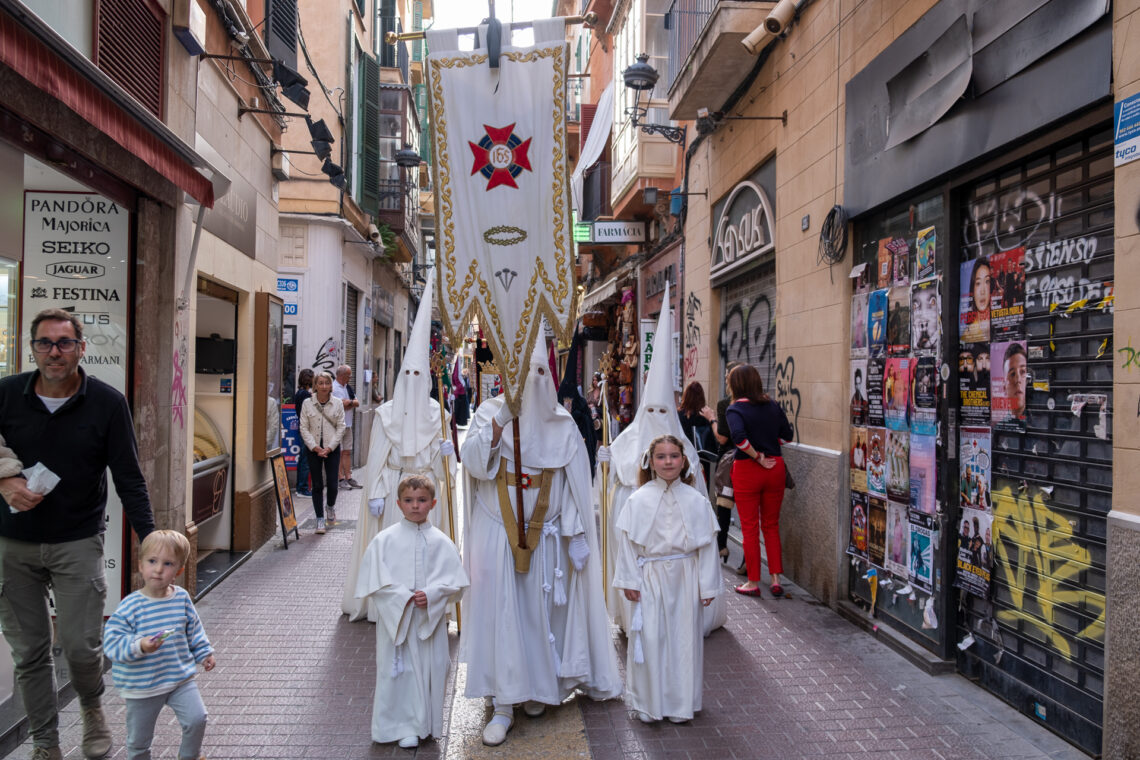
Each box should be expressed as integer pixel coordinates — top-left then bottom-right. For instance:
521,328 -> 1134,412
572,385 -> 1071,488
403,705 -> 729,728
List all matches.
482,711 -> 513,746
326,506 -> 337,523
634,711 -> 656,724
667,716 -> 689,724
523,700 -> 546,717
316,518 -> 326,534
397,736 -> 419,749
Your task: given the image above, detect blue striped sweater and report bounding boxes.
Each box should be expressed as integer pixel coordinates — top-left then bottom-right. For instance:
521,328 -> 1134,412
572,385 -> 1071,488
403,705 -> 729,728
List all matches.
104,587 -> 214,698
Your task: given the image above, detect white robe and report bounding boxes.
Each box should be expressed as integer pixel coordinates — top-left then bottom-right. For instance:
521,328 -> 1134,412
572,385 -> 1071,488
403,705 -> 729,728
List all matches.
612,478 -> 720,721
355,519 -> 468,743
342,405 -> 456,621
458,402 -> 622,705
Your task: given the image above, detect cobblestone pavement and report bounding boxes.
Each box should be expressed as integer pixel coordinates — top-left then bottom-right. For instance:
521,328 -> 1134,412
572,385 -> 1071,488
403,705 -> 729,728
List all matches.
9,463 -> 1088,760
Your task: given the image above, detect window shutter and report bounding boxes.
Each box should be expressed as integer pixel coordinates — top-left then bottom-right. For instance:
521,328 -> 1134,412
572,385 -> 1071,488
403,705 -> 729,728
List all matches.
266,0 -> 298,71
360,54 -> 381,215
95,0 -> 164,118
580,103 -> 597,154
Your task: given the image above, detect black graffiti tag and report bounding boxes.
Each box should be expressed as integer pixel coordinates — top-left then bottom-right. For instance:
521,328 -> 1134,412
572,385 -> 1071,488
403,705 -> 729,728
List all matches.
312,337 -> 339,371
774,356 -> 801,443
717,296 -> 776,388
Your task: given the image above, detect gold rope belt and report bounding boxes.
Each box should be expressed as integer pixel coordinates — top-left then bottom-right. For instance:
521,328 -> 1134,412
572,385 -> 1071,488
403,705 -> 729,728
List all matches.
495,467 -> 555,573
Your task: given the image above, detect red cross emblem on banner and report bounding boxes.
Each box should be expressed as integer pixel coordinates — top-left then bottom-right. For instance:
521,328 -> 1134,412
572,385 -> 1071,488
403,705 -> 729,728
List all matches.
469,124 -> 532,190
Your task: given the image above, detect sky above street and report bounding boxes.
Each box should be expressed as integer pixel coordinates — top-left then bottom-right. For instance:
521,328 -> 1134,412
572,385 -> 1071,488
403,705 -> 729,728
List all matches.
432,0 -> 554,29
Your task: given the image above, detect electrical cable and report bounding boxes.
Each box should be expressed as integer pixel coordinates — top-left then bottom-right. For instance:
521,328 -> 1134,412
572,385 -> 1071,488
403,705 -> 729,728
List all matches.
818,204 -> 848,283
298,16 -> 343,121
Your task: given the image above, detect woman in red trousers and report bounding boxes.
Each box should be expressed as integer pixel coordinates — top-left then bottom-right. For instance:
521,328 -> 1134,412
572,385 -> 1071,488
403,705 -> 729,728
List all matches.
726,364 -> 794,598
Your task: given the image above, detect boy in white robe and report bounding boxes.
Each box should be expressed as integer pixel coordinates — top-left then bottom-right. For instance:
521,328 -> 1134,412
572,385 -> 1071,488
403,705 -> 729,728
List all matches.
355,474 -> 468,748
613,435 -> 720,724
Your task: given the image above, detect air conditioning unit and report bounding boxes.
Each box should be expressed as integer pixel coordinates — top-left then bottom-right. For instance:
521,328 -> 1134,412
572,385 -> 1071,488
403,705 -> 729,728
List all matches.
271,151 -> 291,182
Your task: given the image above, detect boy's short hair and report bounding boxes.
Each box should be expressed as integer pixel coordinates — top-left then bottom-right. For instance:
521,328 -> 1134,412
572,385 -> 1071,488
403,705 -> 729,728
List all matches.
398,474 -> 436,499
139,530 -> 191,567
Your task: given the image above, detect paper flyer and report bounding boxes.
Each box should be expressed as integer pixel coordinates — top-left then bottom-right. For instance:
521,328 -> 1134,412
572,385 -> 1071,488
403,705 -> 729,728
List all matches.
889,237 -> 910,286
877,238 -> 892,288
989,246 -> 1025,338
908,512 -> 935,593
866,427 -> 887,499
884,357 -> 911,432
886,500 -> 910,577
909,433 -> 936,515
887,286 -> 911,356
910,279 -> 941,355
868,497 -> 887,568
868,288 -> 888,358
850,359 -> 868,425
958,345 -> 991,425
959,258 -> 991,345
910,356 -> 937,436
959,427 -> 992,512
914,225 -> 936,282
850,426 -> 868,492
867,358 -> 885,427
953,507 -> 993,597
991,339 -> 1028,432
851,292 -> 869,357
847,491 -> 869,560
885,430 -> 910,504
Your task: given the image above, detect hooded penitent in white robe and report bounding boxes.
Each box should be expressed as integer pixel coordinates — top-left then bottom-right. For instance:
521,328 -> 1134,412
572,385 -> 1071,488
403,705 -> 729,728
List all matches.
459,335 -> 622,706
612,477 -> 720,722
356,519 -> 468,743
342,271 -> 457,621
604,282 -> 726,634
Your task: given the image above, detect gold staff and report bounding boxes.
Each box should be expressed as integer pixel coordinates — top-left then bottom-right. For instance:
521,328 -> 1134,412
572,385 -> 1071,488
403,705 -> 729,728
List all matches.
431,348 -> 460,630
597,353 -> 613,587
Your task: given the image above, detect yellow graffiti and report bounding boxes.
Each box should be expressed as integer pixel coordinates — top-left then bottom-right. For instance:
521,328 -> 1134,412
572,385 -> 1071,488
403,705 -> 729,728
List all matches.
991,484 -> 1105,661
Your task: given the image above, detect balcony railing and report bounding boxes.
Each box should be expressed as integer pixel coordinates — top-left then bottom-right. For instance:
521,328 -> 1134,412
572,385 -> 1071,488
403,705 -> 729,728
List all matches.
666,0 -> 717,89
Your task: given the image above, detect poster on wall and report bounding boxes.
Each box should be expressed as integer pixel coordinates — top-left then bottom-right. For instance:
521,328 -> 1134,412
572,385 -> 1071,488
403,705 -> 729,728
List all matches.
847,491 -> 869,560
884,357 -> 911,431
886,500 -> 910,577
850,359 -> 868,425
887,286 -> 910,356
876,239 -> 892,288
886,430 -> 910,503
954,507 -> 993,597
959,258 -> 991,344
989,247 -> 1025,338
960,427 -> 992,512
889,237 -> 910,286
850,426 -> 868,492
910,279 -> 941,355
866,427 -> 887,499
867,288 -> 888,358
851,292 -> 869,357
908,512 -> 936,593
991,339 -> 1028,432
866,358 -> 885,427
868,497 -> 887,567
911,356 -> 937,436
909,433 -> 937,515
914,225 -> 936,282
21,191 -> 130,616
959,345 -> 991,425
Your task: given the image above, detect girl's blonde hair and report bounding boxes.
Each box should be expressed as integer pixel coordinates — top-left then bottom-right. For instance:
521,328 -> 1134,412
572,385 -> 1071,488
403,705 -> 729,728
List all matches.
138,529 -> 191,568
638,434 -> 697,486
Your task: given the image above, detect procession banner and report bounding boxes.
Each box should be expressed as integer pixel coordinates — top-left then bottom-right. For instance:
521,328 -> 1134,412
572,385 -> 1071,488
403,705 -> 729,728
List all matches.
426,20 -> 574,414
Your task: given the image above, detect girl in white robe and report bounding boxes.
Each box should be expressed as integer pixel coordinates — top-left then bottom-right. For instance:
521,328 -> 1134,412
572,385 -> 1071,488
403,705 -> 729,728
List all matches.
613,435 -> 720,724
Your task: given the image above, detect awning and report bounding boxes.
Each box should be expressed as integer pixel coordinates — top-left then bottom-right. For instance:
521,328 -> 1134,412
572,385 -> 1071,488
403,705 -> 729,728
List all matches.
578,273 -> 621,314
0,6 -> 217,207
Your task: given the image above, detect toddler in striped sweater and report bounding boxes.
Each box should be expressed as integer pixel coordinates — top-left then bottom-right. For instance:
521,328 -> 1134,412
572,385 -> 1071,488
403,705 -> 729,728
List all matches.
104,530 -> 216,760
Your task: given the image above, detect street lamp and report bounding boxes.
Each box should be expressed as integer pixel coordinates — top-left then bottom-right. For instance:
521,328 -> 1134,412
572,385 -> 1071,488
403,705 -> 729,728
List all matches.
380,144 -> 423,201
622,53 -> 685,146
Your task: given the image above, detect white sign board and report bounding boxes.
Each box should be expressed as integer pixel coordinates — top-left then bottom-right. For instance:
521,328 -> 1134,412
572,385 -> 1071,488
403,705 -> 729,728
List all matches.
593,221 -> 646,244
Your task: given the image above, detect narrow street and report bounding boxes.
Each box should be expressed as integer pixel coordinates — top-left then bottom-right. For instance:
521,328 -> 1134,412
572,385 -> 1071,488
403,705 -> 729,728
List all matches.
13,473 -> 1086,760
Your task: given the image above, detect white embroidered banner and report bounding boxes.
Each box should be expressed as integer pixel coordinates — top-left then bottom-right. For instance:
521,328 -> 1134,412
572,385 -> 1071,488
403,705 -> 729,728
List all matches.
426,20 -> 574,415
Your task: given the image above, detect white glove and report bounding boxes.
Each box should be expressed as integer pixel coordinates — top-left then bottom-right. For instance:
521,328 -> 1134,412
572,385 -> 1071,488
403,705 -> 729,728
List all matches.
596,446 -> 612,463
439,439 -> 455,457
568,534 -> 590,571
493,401 -> 514,428
369,498 -> 384,517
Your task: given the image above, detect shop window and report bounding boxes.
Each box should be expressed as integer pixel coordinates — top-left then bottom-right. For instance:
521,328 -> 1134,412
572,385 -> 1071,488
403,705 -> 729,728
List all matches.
95,0 -> 165,118
280,224 -> 307,267
0,259 -> 17,379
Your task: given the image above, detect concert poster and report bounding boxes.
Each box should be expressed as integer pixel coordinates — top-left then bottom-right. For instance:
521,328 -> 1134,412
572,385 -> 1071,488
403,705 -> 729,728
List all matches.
866,358 -> 885,428
989,247 -> 1025,338
909,432 -> 937,515
953,507 -> 993,598
910,356 -> 937,436
910,279 -> 941,355
885,429 -> 910,504
991,339 -> 1028,433
959,427 -> 992,512
850,359 -> 868,426
866,427 -> 887,499
889,237 -> 910,286
876,238 -> 892,288
959,258 -> 991,345
908,512 -> 936,593
868,497 -> 887,568
914,225 -> 936,282
886,500 -> 910,577
850,426 -> 868,493
884,357 -> 910,432
958,344 -> 991,425
887,286 -> 910,356
851,292 -> 869,357
847,491 -> 869,560
868,288 -> 888,358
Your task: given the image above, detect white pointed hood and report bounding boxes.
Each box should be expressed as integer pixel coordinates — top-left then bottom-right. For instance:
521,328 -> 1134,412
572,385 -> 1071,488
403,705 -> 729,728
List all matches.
610,281 -> 699,485
378,268 -> 442,453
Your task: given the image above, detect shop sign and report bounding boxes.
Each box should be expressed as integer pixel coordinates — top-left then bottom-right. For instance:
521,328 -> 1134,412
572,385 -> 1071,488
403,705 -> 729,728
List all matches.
645,264 -> 675,298
711,181 -> 775,284
21,190 -> 130,616
203,165 -> 257,258
592,221 -> 646,244
573,221 -> 592,242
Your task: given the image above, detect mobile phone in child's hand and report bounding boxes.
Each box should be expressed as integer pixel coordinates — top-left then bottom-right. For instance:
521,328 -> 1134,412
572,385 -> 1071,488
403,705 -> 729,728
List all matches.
149,628 -> 176,646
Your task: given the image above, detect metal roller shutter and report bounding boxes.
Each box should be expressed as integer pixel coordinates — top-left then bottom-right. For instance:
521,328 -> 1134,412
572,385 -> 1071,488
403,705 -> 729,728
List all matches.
716,261 -> 777,395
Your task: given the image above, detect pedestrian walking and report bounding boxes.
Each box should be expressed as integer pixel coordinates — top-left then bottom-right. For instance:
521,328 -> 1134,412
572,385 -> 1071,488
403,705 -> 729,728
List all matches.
726,364 -> 794,598
103,530 -> 215,760
293,368 -> 314,497
0,307 -> 156,760
711,361 -> 742,570
333,364 -> 361,491
299,371 -> 345,533
613,435 -> 719,725
677,381 -> 716,453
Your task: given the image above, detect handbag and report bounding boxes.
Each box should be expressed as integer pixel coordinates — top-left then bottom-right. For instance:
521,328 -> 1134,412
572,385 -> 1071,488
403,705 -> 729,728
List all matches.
784,462 -> 796,490
714,450 -> 735,505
